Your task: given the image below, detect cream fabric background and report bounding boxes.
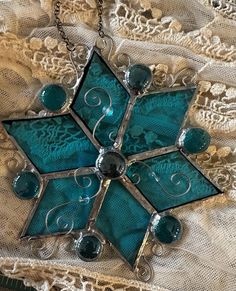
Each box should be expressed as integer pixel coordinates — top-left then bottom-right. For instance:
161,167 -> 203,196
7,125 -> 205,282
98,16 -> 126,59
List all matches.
0,0 -> 236,290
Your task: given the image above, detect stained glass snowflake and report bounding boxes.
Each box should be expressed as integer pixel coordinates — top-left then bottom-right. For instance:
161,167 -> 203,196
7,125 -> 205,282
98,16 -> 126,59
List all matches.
1,48 -> 221,275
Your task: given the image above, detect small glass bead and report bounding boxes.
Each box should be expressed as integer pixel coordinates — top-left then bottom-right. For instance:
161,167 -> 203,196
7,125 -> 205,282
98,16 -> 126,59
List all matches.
96,151 -> 126,179
181,127 -> 211,154
102,106 -> 113,117
125,64 -> 152,91
154,215 -> 182,244
13,171 -> 40,200
75,234 -> 102,261
38,84 -> 67,112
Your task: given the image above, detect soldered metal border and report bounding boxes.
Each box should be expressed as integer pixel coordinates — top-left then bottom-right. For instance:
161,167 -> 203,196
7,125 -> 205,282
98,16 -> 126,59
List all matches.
0,46 -> 223,276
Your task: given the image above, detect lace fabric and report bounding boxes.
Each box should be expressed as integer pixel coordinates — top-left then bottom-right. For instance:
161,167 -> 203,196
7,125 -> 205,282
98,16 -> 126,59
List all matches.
0,0 -> 236,290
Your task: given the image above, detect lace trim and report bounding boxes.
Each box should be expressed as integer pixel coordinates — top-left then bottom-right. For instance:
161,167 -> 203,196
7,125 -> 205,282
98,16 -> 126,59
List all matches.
109,0 -> 236,62
0,258 -> 169,291
0,32 -> 77,84
209,0 -> 236,20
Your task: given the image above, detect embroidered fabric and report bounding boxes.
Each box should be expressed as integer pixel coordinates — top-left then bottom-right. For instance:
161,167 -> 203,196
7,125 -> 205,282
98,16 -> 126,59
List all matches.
0,0 -> 236,290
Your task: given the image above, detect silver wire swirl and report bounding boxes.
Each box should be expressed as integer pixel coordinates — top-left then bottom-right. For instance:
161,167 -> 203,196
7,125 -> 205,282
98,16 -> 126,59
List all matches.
131,160 -> 192,197
166,67 -> 197,87
5,153 -> 27,173
5,157 -> 20,173
131,173 -> 141,185
113,53 -> 131,72
57,46 -> 91,93
108,130 -> 117,142
95,34 -> 115,61
135,256 -> 154,282
29,237 -> 59,260
45,201 -> 76,235
166,172 -> 192,197
84,87 -> 103,107
84,87 -> 113,138
44,179 -> 102,234
74,168 -> 103,202
152,242 -> 164,257
74,169 -> 93,189
0,128 -> 7,143
0,126 -> 16,150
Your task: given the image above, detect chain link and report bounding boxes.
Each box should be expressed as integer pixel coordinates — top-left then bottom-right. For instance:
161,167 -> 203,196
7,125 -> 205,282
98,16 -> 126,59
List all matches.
54,0 -> 105,52
97,0 -> 105,38
54,0 -> 76,51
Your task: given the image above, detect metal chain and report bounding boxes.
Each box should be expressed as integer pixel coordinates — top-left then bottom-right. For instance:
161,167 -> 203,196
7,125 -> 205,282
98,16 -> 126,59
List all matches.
54,0 -> 76,51
54,0 -> 105,52
97,0 -> 105,38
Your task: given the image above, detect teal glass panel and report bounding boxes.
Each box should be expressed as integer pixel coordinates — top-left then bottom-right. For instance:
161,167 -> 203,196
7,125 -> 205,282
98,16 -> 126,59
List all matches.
72,51 -> 130,147
24,174 -> 100,237
122,88 -> 196,156
3,115 -> 98,174
95,180 -> 151,266
127,151 -> 220,212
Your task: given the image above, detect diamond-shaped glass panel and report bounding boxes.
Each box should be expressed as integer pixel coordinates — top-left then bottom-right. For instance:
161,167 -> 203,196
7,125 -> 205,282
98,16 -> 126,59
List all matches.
23,174 -> 100,238
127,151 -> 220,212
95,180 -> 151,266
122,88 -> 196,156
2,115 -> 98,174
72,51 -> 130,146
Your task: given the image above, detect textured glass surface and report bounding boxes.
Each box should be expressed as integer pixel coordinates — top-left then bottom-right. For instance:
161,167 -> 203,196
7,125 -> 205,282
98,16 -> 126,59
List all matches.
3,115 -> 98,174
72,51 -> 130,146
122,88 -> 196,156
127,151 -> 220,212
95,180 -> 151,266
24,174 -> 100,237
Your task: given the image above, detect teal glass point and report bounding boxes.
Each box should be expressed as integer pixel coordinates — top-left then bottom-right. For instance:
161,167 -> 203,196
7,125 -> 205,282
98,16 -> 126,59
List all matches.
25,174 -> 100,237
181,127 -> 211,154
154,215 -> 182,244
95,180 -> 151,266
127,151 -> 219,211
73,52 -> 130,147
3,115 -> 98,174
39,84 -> 67,112
125,64 -> 152,91
13,171 -> 40,200
122,88 -> 196,156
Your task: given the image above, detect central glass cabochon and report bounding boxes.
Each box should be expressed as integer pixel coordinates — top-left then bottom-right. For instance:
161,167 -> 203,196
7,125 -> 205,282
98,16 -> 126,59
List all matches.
96,149 -> 126,179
